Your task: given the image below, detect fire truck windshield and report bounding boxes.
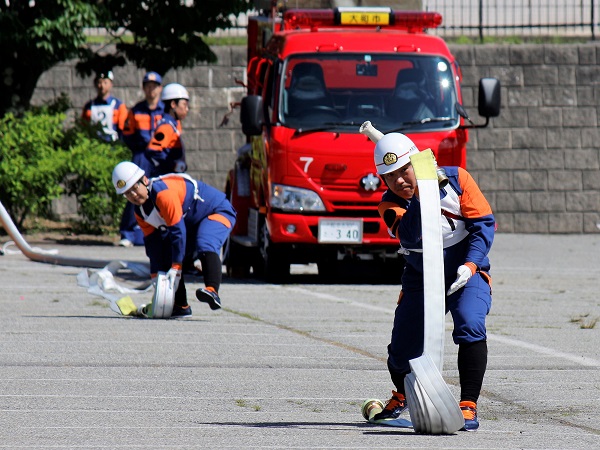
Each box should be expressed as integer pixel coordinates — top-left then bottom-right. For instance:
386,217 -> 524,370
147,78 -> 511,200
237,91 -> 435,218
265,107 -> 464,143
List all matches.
279,54 -> 459,133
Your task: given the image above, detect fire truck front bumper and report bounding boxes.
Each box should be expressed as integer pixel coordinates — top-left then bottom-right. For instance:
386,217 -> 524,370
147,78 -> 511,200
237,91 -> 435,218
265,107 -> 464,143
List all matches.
268,212 -> 396,248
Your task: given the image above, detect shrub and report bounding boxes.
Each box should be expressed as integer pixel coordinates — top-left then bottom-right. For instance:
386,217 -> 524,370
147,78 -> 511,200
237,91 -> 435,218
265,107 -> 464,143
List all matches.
0,97 -> 130,232
61,121 -> 130,233
0,110 -> 69,227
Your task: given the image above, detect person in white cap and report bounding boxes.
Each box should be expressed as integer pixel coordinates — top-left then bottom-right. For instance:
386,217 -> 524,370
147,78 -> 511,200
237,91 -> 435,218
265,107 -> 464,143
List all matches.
119,71 -> 165,247
81,70 -> 128,142
372,132 -> 495,431
111,161 -> 237,318
145,82 -> 190,177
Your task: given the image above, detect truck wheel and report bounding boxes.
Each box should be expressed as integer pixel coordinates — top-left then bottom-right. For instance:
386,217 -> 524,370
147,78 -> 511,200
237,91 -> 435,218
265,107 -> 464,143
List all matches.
317,260 -> 337,281
317,249 -> 339,281
256,222 -> 290,283
224,238 -> 251,278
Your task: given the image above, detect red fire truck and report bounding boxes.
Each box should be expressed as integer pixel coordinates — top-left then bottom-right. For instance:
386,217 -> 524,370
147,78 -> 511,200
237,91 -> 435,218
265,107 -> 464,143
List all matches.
225,7 -> 500,281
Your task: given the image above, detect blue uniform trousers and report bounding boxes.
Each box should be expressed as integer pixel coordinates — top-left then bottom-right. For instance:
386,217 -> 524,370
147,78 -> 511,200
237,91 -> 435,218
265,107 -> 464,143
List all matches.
388,243 -> 492,376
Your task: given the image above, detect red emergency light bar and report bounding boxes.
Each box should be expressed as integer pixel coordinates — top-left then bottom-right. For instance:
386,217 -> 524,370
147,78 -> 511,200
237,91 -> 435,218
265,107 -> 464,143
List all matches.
282,8 -> 442,33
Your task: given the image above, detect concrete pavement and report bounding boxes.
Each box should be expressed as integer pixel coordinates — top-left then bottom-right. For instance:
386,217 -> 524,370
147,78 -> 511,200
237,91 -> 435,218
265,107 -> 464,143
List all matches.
0,233 -> 599,449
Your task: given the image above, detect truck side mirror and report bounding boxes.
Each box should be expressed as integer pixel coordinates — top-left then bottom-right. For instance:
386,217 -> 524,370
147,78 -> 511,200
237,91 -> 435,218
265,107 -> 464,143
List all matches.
458,77 -> 501,129
478,78 -> 501,118
240,95 -> 264,136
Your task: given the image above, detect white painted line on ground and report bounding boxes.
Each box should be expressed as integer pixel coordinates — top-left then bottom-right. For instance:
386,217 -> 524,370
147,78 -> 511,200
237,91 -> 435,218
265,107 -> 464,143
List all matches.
486,334 -> 600,367
492,267 -> 600,274
286,286 -> 600,368
285,286 -> 394,313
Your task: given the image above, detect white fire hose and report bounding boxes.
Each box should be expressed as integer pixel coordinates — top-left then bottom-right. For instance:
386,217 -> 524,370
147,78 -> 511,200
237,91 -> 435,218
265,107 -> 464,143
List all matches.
0,199 -> 165,317
0,199 -> 118,268
404,149 -> 464,434
360,121 -> 464,434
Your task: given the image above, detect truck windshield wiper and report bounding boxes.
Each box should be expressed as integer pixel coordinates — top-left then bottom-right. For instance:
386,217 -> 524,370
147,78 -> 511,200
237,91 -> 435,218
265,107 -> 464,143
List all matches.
293,121 -> 361,137
385,117 -> 455,134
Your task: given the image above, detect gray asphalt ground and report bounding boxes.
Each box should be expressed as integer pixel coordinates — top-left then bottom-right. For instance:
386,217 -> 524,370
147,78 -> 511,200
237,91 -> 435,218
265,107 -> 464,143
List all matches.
1,233 -> 599,449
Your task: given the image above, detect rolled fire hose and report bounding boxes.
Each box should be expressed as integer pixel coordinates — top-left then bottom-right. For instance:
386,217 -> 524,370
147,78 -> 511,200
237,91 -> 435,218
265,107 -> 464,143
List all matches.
360,121 -> 463,435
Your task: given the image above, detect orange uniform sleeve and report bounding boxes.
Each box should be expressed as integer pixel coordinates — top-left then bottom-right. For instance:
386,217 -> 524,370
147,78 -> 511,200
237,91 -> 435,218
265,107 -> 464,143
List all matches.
81,107 -> 91,121
133,177 -> 187,237
456,167 -> 493,218
116,103 -> 128,132
122,109 -> 136,136
148,123 -> 179,151
154,178 -> 187,226
378,201 -> 408,240
135,113 -> 152,132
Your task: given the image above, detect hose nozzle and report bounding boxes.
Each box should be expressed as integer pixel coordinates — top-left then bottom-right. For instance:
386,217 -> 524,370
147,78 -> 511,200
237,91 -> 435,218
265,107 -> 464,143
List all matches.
436,166 -> 449,188
359,121 -> 384,143
361,121 -> 448,187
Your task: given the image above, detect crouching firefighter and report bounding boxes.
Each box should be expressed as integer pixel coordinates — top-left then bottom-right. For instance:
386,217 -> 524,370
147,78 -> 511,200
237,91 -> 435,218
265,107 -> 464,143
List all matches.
112,161 -> 237,318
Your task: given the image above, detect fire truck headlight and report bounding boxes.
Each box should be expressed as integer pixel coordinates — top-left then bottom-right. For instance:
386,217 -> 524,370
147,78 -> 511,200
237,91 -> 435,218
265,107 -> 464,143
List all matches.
271,184 -> 326,212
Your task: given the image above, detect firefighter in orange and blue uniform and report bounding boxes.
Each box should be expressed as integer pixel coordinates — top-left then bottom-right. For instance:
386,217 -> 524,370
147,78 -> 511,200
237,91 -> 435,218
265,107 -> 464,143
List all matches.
111,161 -> 236,318
123,71 -> 165,175
119,71 -> 165,246
145,83 -> 189,177
81,71 -> 128,142
371,132 -> 495,432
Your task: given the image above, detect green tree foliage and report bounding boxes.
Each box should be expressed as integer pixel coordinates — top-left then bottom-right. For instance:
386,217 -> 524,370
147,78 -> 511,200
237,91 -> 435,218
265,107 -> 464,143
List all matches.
78,0 -> 252,77
0,0 -> 252,118
0,0 -> 99,117
0,0 -> 253,231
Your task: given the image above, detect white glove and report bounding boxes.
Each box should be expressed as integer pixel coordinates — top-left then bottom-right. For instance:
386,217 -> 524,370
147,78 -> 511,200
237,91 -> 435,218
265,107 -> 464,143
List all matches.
447,264 -> 473,296
166,267 -> 182,292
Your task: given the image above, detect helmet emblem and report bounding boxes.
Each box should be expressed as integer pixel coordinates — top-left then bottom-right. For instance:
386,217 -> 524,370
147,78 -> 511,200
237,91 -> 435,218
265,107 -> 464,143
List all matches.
361,173 -> 381,192
116,180 -> 126,189
382,152 -> 398,166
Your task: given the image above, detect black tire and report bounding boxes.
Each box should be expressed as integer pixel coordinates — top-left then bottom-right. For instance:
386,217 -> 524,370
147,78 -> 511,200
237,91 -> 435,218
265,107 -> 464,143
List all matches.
224,238 -> 251,278
255,221 -> 290,283
317,248 -> 339,282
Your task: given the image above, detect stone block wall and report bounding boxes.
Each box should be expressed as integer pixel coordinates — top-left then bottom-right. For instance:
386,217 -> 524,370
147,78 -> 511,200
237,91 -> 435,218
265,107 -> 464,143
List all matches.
32,44 -> 600,233
454,44 -> 600,233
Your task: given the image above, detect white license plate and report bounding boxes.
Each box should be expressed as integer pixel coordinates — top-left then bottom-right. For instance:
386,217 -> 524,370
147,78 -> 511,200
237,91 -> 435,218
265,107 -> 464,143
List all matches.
318,218 -> 363,244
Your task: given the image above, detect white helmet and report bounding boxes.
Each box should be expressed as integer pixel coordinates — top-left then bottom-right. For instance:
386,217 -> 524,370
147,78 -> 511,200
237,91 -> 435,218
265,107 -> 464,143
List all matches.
161,83 -> 189,102
374,133 -> 419,175
112,161 -> 145,194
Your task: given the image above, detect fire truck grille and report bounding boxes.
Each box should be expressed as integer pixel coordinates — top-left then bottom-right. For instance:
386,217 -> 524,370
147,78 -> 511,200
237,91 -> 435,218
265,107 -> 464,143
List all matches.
327,209 -> 380,218
330,201 -> 379,215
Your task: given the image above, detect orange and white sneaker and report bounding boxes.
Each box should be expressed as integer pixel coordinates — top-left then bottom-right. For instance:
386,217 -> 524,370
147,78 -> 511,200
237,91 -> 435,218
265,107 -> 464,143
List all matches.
372,390 -> 408,420
459,401 -> 479,431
